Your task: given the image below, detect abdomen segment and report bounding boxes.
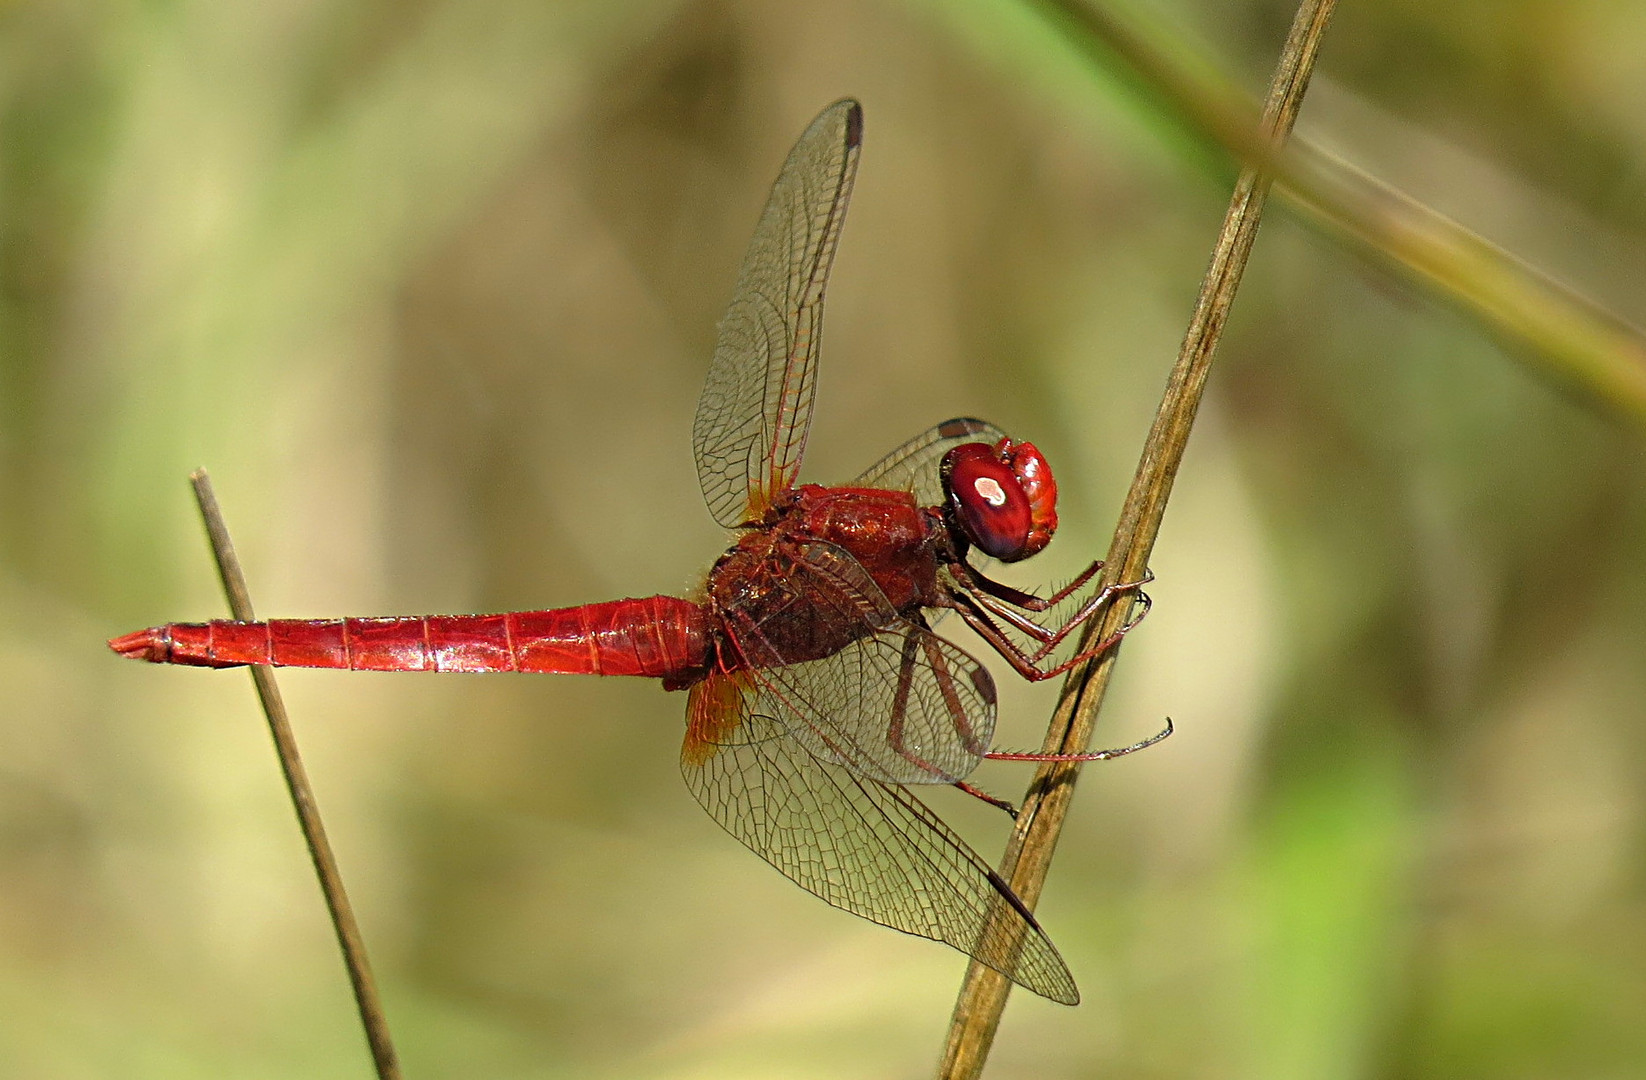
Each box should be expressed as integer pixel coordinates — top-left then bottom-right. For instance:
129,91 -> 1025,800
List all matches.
109,596 -> 713,679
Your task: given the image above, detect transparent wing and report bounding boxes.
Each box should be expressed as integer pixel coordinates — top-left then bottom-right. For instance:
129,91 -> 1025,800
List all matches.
721,541 -> 996,785
854,417 -> 1008,507
681,681 -> 1079,1005
693,99 -> 863,528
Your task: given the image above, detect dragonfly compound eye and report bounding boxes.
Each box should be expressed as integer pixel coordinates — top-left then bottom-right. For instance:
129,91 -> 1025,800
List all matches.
941,438 -> 1058,562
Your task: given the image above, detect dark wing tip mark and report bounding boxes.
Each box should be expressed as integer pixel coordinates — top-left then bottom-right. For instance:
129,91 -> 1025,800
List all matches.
937,417 -> 993,438
842,99 -> 864,149
969,665 -> 997,706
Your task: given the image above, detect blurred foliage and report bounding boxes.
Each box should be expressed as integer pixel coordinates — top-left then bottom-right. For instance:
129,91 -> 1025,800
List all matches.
2,1 -> 1644,1077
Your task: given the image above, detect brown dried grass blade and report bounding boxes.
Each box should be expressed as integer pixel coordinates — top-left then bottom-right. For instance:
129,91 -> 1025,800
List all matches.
937,1 -> 1338,1074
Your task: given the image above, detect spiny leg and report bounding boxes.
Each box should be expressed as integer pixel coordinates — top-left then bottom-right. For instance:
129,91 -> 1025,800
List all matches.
952,557 -> 1108,612
983,718 -> 1173,764
884,624 -> 951,781
953,564 -> 1152,651
916,615 -> 988,759
946,590 -> 1151,681
881,618 -> 1014,813
952,779 -> 1018,817
965,583 -> 1148,651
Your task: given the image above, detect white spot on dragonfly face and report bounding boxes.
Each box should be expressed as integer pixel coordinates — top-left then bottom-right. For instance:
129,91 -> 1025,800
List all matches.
973,476 -> 1008,507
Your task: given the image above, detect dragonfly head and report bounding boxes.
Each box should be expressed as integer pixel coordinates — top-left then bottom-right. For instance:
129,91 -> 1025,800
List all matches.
940,437 -> 1057,562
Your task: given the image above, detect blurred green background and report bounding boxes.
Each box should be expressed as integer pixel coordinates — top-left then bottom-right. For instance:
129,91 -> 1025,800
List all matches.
4,0 -> 1645,1076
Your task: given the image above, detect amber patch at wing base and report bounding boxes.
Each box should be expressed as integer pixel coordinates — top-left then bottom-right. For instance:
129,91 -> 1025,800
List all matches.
682,670 -> 754,766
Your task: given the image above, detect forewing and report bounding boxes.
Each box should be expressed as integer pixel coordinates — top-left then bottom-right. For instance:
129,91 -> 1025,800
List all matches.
693,100 -> 863,527
680,705 -> 1079,1005
722,541 -> 996,785
854,417 -> 1008,508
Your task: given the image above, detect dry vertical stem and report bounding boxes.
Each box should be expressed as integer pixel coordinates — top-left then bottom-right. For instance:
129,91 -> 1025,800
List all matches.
190,470 -> 402,1080
938,0 -> 1338,1074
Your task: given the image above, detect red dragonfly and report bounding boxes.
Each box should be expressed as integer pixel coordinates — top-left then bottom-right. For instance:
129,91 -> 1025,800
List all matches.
111,100 -> 1161,1005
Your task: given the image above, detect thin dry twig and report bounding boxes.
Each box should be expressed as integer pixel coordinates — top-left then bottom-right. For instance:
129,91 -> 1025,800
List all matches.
937,1 -> 1337,1074
190,470 -> 401,1080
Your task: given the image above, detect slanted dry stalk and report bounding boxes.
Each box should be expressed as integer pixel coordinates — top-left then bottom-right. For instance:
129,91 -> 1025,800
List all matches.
190,470 -> 402,1080
938,1 -> 1337,1074
1027,0 -> 1646,426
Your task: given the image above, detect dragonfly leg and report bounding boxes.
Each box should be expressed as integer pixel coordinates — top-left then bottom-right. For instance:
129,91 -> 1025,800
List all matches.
952,566 -> 1152,651
983,718 -> 1173,764
952,779 -> 1019,817
953,557 -> 1108,612
884,614 -> 993,779
884,624 -> 953,781
917,615 -> 990,758
943,590 -> 1151,682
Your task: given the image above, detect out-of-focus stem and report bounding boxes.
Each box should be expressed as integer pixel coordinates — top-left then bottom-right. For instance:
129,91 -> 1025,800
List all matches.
1033,0 -> 1646,427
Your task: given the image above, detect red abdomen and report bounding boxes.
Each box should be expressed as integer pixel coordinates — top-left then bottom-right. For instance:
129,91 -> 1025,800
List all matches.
109,596 -> 713,681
